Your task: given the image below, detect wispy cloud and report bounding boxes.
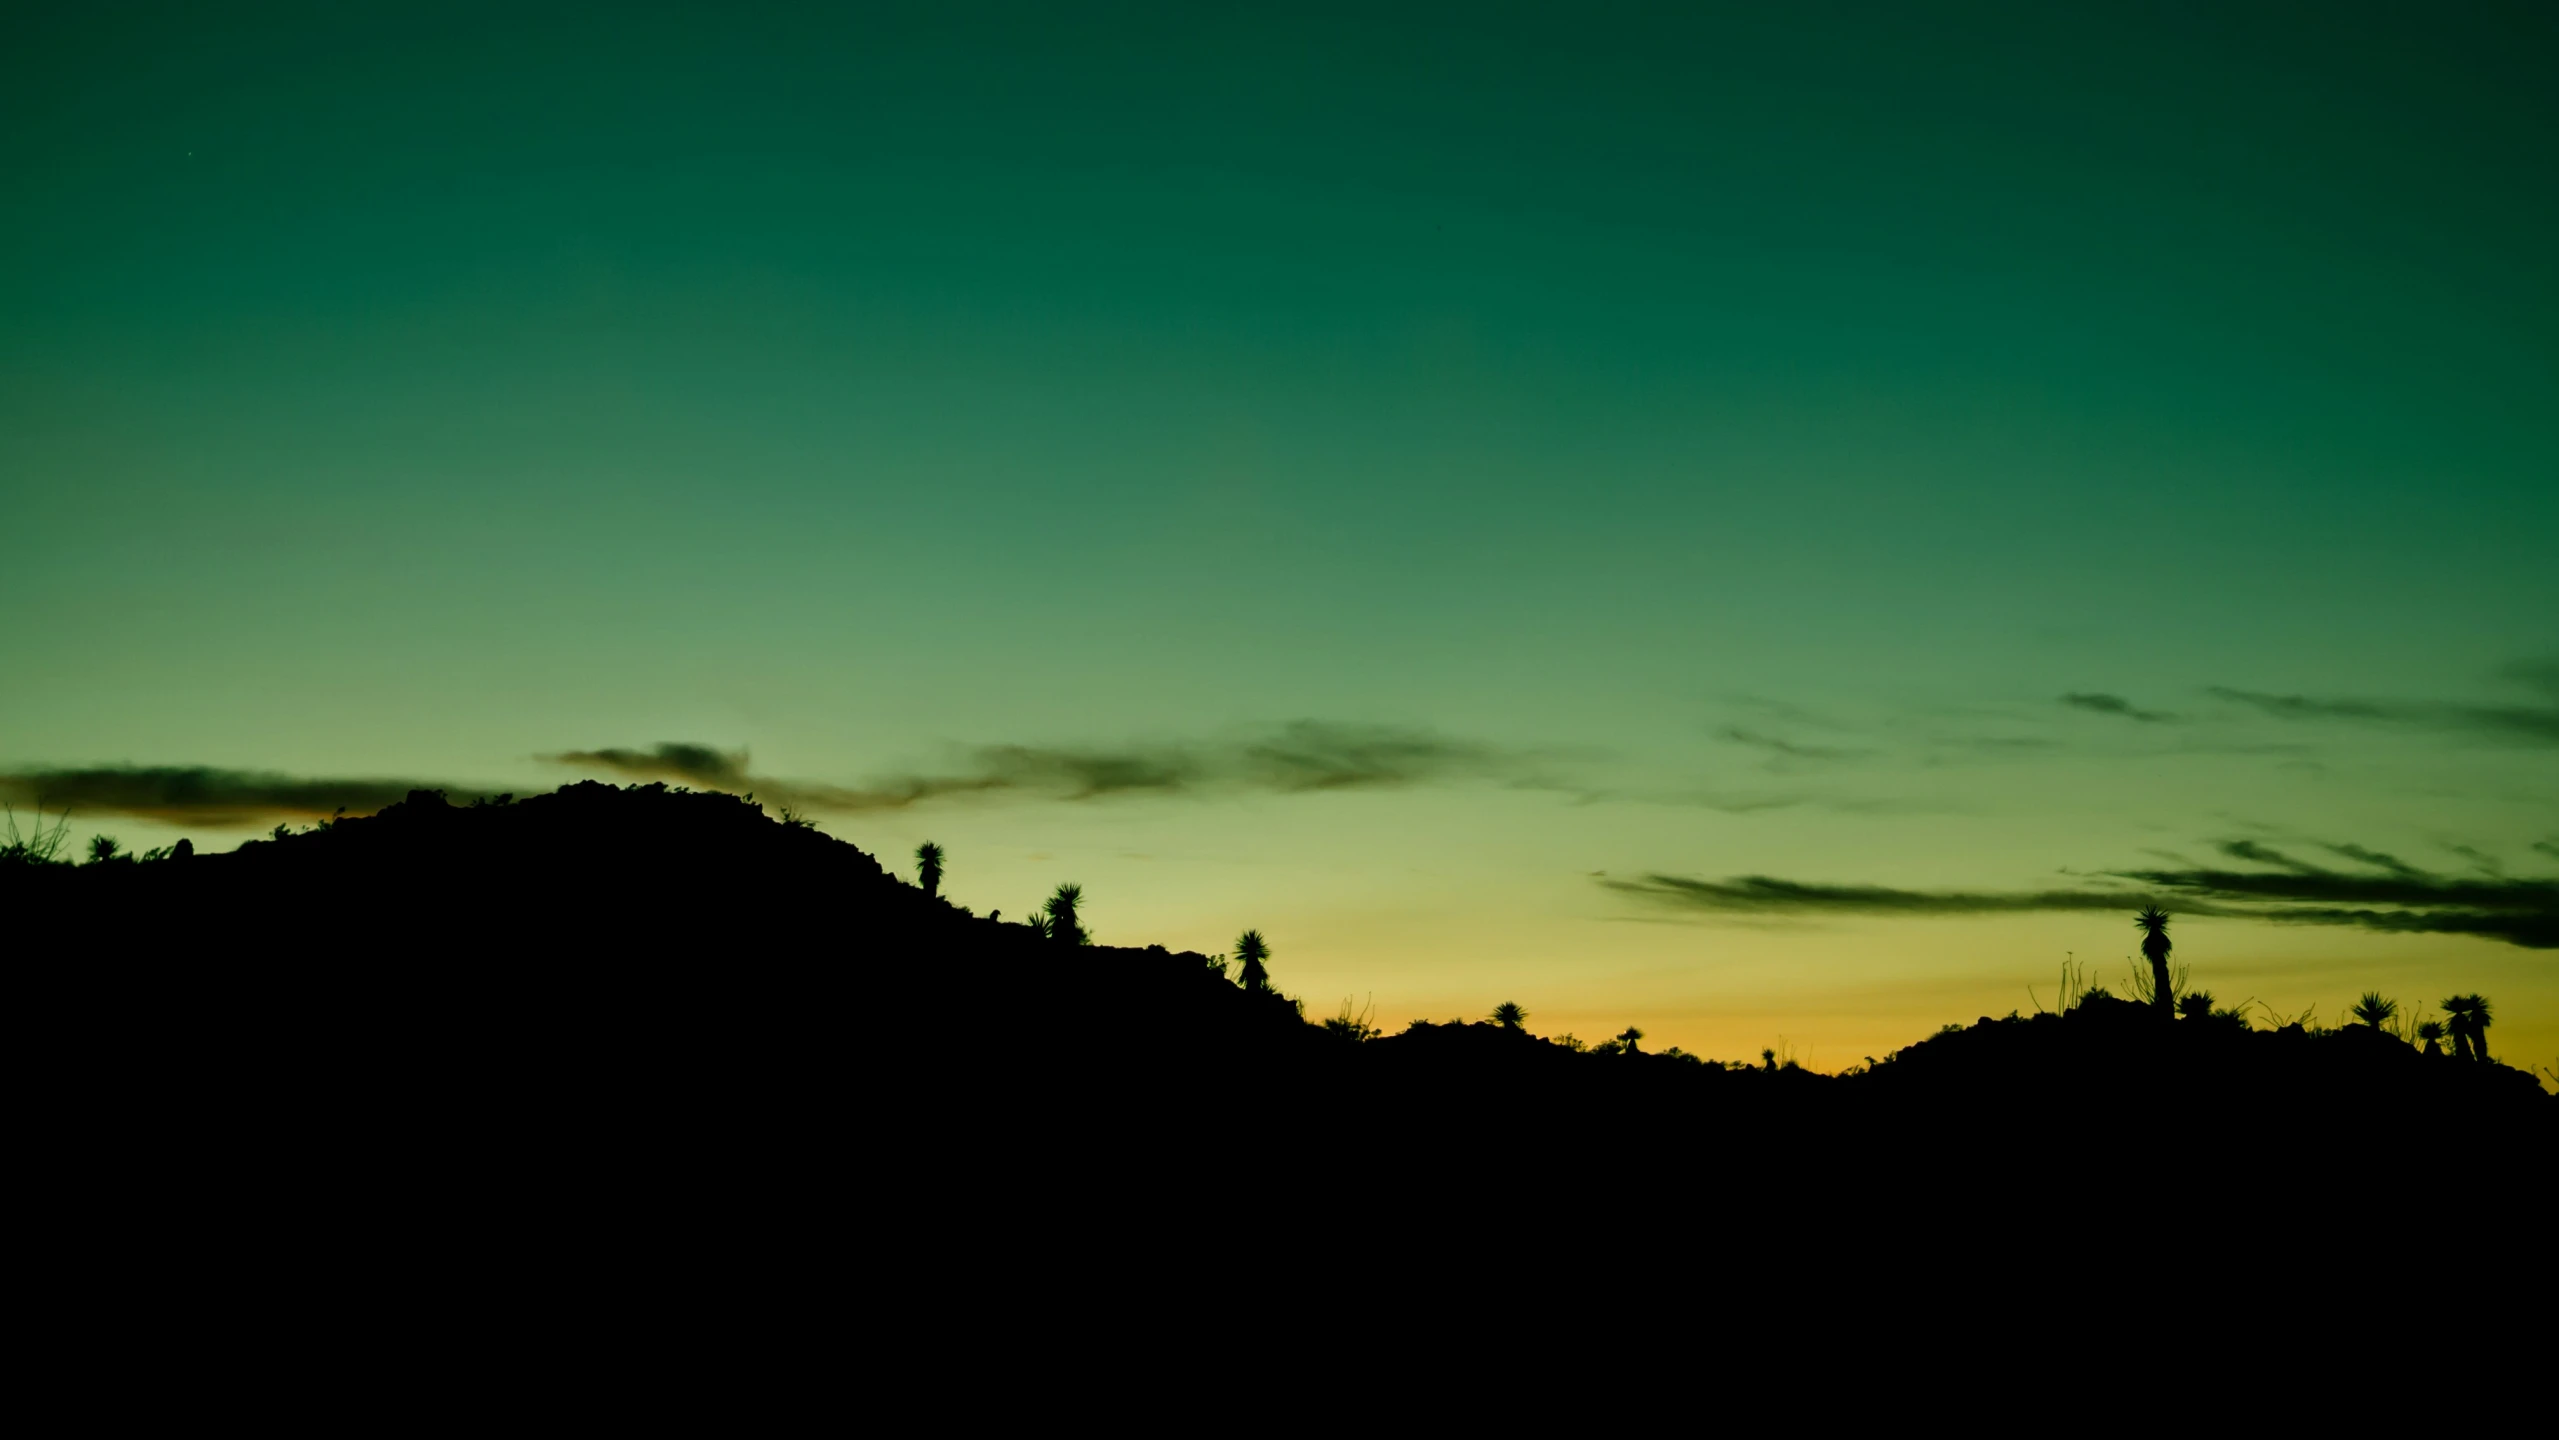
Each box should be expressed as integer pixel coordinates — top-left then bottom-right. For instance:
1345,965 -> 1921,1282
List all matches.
542,744 -> 751,790
2499,658 -> 2559,699
2321,842 -> 2425,880
0,766 -> 452,827
2208,686 -> 2559,744
545,721 -> 1535,813
2217,839 -> 2322,873
1715,727 -> 1871,762
1604,873 -> 2149,916
1607,839 -> 2559,948
2060,692 -> 2176,723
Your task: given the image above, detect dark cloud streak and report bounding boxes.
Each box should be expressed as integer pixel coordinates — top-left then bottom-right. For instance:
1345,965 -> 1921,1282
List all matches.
543,744 -> 750,791
1610,843 -> 2559,948
1715,727 -> 1870,761
0,766 -> 452,827
545,722 -> 1529,813
2208,686 -> 2559,744
2322,842 -> 2425,879
2061,692 -> 2175,723
1603,874 -> 2172,916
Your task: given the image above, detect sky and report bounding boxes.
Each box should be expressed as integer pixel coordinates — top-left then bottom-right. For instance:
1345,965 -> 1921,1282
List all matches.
5,3 -> 2554,1072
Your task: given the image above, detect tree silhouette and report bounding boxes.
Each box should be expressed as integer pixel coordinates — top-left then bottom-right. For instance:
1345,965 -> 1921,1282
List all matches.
915,841 -> 944,898
1492,1001 -> 1527,1031
2350,993 -> 2398,1031
2135,906 -> 2174,1020
2416,1019 -> 2447,1057
1044,884 -> 1088,946
1616,1026 -> 1644,1055
1234,930 -> 1271,992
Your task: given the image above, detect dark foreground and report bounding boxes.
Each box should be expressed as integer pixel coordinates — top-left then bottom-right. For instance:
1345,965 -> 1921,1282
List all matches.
15,784 -> 2552,1278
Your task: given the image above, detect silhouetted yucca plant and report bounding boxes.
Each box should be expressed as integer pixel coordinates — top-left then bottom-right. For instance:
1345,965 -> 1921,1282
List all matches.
2134,906 -> 2175,1020
1043,884 -> 1089,945
2440,995 -> 2493,1063
1234,929 -> 1271,992
2350,992 -> 2399,1031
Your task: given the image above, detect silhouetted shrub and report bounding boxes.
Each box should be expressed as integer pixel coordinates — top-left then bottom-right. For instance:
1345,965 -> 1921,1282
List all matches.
1323,996 -> 1379,1044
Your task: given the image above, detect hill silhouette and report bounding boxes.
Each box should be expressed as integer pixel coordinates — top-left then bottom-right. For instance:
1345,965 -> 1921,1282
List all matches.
12,783 -> 2549,1258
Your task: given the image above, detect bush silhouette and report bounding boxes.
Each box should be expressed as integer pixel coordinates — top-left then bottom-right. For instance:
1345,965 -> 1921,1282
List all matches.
916,841 -> 944,899
2351,993 -> 2399,1031
1492,1001 -> 1526,1031
1323,996 -> 1379,1043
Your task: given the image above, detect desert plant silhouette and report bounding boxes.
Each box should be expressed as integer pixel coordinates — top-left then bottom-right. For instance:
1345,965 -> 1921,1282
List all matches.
916,841 -> 943,898
1493,1001 -> 1527,1031
1043,883 -> 1088,946
1324,995 -> 1379,1042
2135,906 -> 2174,1021
2,803 -> 74,867
2177,991 -> 2215,1021
2351,993 -> 2399,1031
86,834 -> 122,864
1617,1026 -> 1644,1055
2442,994 -> 2493,1064
2417,1019 -> 2447,1056
1234,929 -> 1271,993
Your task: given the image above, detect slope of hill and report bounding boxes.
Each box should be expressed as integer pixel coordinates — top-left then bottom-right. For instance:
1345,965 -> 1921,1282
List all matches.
12,783 -> 2548,1237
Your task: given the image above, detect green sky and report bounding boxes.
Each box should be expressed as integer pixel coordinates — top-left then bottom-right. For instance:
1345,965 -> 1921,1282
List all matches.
5,4 -> 2553,1068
